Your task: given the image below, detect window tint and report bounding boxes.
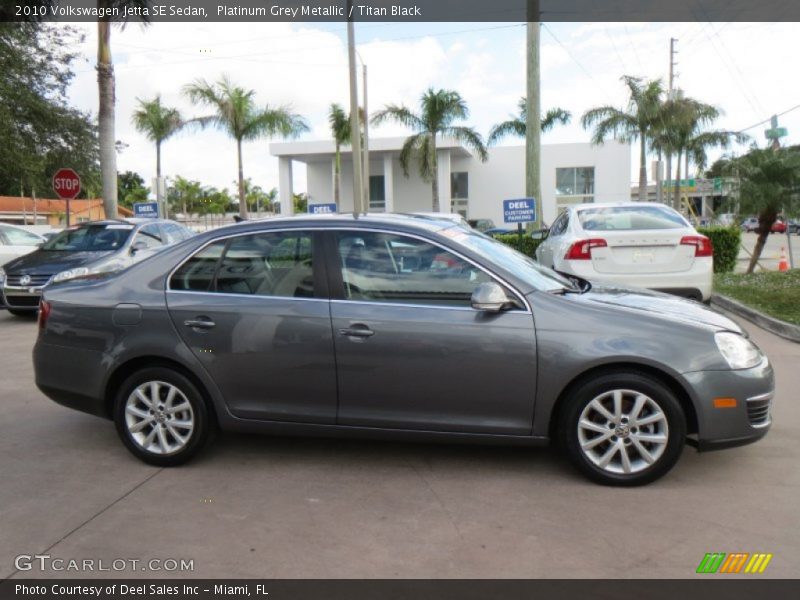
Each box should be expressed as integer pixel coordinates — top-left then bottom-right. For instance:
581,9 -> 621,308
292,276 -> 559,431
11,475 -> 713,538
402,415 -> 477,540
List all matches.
215,231 -> 314,298
170,240 -> 226,291
336,231 -> 494,307
0,226 -> 41,246
134,224 -> 164,249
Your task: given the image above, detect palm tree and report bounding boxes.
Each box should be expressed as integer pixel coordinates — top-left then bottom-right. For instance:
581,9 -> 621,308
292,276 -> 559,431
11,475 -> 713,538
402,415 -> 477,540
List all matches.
97,1 -> 153,219
582,76 -> 665,202
184,75 -> 308,219
371,88 -> 488,211
329,103 -> 352,205
131,95 -> 184,190
724,147 -> 800,272
488,98 -> 571,144
652,97 -> 744,210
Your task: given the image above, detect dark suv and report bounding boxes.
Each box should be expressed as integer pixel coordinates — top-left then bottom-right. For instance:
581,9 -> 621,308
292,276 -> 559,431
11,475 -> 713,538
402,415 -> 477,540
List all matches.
0,218 -> 193,315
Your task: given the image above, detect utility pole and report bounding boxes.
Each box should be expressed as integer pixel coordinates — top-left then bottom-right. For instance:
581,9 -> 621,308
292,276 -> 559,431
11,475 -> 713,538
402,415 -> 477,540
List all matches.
362,61 -> 370,211
667,37 -> 678,210
525,0 -> 542,229
347,0 -> 364,215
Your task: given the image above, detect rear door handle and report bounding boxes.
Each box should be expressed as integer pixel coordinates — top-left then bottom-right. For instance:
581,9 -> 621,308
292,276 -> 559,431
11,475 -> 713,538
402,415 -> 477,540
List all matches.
184,317 -> 216,330
338,324 -> 374,338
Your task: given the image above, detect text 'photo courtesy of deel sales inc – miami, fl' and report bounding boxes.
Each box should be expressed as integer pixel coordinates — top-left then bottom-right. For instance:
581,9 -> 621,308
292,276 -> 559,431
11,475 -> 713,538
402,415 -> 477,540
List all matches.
13,583 -> 266,598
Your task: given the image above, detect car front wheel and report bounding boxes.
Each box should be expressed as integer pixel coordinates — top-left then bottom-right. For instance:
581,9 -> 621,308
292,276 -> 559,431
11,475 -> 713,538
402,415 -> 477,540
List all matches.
560,372 -> 686,485
113,367 -> 212,466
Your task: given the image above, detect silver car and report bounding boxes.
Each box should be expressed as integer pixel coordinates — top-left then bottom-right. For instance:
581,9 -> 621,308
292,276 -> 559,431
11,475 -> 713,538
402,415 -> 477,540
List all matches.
33,214 -> 773,485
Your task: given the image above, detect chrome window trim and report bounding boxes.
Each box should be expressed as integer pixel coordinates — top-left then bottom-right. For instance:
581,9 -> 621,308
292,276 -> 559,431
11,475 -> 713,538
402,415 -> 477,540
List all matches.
166,289 -> 328,303
165,225 -> 532,313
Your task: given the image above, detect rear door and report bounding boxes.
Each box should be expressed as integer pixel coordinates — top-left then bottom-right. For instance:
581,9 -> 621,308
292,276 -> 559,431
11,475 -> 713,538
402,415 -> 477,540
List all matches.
166,229 -> 337,423
327,229 -> 537,435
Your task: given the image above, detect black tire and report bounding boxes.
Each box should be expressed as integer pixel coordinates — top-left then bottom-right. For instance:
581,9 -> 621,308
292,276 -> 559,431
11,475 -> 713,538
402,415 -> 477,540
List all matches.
113,367 -> 212,466
559,371 -> 686,486
7,308 -> 37,317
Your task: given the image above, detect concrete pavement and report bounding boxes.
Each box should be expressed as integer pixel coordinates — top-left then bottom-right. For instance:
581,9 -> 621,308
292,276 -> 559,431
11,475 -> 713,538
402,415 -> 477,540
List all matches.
0,310 -> 798,579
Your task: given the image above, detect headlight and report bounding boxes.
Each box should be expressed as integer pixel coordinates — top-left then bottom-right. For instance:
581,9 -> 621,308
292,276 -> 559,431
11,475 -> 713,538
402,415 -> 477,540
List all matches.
0,267 -> 5,284
715,332 -> 763,369
52,267 -> 90,283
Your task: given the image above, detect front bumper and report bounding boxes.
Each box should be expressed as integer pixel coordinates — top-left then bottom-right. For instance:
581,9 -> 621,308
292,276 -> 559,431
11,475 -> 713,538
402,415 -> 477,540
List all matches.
2,285 -> 44,310
683,358 -> 774,451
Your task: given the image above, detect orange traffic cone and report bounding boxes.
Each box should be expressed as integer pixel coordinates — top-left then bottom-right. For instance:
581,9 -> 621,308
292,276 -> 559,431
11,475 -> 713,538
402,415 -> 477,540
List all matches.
778,247 -> 789,272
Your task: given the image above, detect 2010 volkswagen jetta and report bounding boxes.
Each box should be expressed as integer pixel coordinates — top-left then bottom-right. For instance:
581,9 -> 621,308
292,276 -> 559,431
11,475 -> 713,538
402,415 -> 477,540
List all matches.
32,214 -> 774,485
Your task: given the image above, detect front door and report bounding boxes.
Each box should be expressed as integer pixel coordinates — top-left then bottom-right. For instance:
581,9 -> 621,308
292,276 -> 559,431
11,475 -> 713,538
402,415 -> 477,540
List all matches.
327,229 -> 537,435
166,229 -> 337,423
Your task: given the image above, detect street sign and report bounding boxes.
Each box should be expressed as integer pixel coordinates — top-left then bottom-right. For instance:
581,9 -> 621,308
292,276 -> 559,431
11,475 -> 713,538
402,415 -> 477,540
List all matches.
133,201 -> 159,219
308,203 -> 337,215
52,168 -> 81,200
503,198 -> 536,224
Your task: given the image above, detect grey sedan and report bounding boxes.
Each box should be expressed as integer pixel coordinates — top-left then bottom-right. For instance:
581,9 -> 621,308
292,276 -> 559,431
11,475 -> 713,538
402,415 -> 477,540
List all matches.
32,214 -> 773,485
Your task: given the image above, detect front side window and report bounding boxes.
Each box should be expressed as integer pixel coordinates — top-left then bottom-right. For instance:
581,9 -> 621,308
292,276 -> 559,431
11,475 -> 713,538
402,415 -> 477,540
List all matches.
335,231 -> 494,307
171,231 -> 314,298
133,224 -> 165,250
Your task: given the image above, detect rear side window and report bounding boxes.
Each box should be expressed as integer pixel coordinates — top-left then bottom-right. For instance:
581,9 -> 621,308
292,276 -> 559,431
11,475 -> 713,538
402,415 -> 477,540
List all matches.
0,226 -> 42,246
170,241 -> 226,291
169,231 -> 314,298
216,232 -> 314,298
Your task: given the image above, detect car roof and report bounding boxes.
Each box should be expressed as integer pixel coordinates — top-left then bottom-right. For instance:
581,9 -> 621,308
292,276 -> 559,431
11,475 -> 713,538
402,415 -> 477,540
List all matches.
203,213 -> 459,237
570,202 -> 677,212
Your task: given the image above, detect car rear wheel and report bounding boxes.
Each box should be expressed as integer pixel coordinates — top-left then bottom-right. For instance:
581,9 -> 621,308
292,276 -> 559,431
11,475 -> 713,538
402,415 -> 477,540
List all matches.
113,367 -> 212,466
560,372 -> 686,485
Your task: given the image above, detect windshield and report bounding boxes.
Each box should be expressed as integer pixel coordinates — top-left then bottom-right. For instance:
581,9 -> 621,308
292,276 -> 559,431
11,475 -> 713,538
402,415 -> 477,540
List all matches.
452,229 -> 574,292
41,223 -> 134,252
578,205 -> 689,231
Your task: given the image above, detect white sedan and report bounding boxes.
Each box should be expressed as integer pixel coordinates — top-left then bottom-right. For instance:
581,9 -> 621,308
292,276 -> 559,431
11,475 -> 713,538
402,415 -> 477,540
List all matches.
534,203 -> 713,302
0,224 -> 45,266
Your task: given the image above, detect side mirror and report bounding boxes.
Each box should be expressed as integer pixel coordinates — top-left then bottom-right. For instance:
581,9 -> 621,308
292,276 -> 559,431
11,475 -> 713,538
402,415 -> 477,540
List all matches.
471,282 -> 512,312
130,240 -> 147,255
530,227 -> 549,241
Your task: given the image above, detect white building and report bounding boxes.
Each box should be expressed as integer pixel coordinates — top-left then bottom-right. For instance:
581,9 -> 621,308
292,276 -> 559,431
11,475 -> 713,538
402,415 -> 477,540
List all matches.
270,137 -> 632,226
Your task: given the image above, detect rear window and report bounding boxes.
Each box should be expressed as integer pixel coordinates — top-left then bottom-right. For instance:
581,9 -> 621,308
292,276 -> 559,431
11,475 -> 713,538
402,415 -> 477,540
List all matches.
40,223 -> 134,251
578,206 -> 689,231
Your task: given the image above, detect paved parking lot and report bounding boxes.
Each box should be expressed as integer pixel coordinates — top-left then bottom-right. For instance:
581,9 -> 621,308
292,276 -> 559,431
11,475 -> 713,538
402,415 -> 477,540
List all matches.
738,232 -> 798,272
1,308 -> 798,579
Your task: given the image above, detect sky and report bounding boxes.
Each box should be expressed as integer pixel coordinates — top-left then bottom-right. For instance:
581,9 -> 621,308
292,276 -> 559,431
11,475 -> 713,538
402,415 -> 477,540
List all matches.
61,20 -> 800,198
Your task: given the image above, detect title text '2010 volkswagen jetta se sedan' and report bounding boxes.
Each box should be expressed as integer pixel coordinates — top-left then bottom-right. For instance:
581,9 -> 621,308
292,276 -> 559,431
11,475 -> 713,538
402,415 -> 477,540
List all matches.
32,214 -> 773,485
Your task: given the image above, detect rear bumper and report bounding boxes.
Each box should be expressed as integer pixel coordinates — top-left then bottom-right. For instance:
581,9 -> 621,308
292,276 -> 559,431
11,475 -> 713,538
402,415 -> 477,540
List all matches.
33,341 -> 109,418
560,262 -> 713,301
682,359 -> 774,451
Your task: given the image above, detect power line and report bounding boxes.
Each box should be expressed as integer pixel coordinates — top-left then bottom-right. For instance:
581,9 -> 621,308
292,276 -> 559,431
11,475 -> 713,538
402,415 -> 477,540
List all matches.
542,23 -> 613,102
736,103 -> 800,134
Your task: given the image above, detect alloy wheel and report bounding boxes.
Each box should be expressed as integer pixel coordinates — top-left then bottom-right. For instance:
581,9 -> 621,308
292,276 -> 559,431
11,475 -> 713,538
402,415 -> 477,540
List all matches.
124,380 -> 195,455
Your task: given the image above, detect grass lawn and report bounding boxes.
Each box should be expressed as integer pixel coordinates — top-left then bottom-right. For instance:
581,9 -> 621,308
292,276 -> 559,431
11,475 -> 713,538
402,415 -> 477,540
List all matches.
715,269 -> 800,326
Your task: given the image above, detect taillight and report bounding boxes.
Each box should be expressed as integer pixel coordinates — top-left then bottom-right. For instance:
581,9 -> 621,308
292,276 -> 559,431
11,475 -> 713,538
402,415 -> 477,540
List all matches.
565,238 -> 608,260
680,235 -> 713,257
38,299 -> 51,330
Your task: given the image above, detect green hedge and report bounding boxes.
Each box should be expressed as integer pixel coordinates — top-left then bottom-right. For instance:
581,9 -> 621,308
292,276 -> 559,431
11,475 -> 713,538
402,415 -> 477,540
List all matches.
697,226 -> 740,273
494,233 -> 544,258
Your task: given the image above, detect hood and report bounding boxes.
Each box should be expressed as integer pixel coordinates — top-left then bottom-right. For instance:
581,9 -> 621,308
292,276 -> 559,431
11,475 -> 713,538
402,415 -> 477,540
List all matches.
569,284 -> 745,334
3,250 -> 115,276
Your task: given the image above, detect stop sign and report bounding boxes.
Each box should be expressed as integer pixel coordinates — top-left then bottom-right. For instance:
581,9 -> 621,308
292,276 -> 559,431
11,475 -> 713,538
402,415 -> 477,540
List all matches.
52,168 -> 81,200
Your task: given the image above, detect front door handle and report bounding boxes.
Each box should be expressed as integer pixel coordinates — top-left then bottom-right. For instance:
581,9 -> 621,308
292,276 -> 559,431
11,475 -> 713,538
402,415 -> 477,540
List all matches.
184,317 -> 216,330
338,324 -> 375,338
